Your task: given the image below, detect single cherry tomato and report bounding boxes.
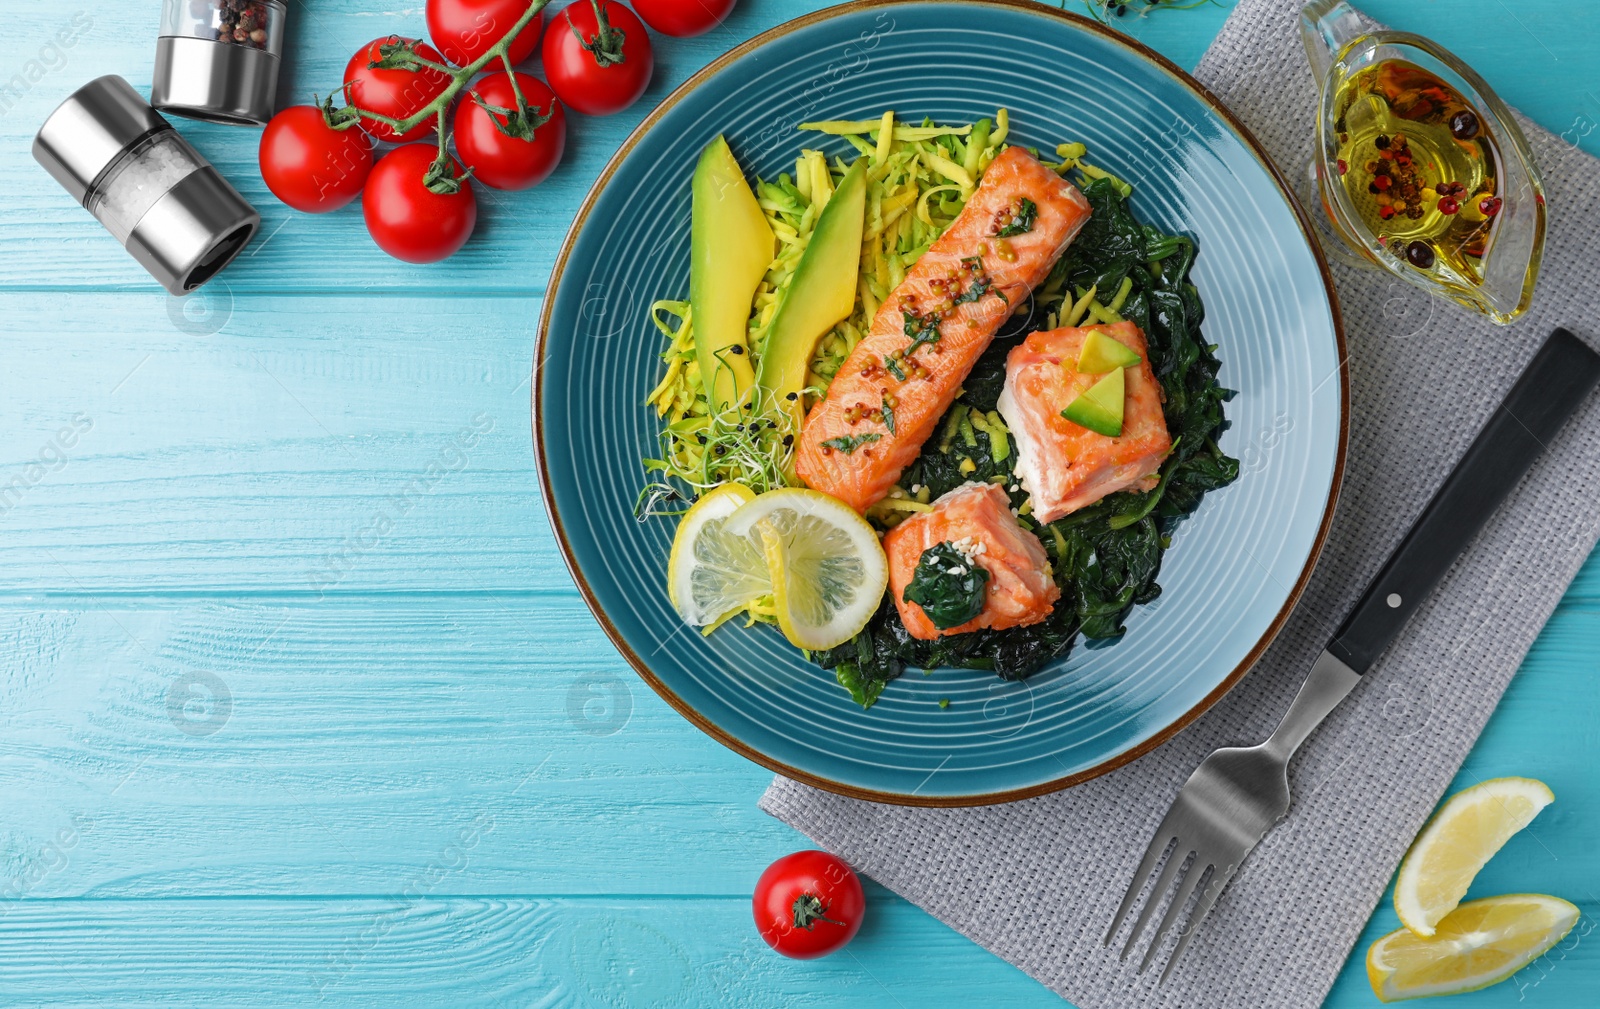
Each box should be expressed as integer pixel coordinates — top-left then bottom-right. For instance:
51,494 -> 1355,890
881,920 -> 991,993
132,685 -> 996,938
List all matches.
454,72 -> 566,191
343,36 -> 454,143
362,144 -> 477,263
752,850 -> 865,960
631,0 -> 736,37
258,106 -> 373,213
425,0 -> 547,67
541,0 -> 653,117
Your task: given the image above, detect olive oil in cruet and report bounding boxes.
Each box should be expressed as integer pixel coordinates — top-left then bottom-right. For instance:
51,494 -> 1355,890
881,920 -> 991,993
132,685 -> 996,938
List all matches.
1332,59 -> 1505,290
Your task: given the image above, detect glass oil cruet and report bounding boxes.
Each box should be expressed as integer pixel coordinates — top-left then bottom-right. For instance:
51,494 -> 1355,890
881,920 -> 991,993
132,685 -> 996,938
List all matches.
1299,0 -> 1545,324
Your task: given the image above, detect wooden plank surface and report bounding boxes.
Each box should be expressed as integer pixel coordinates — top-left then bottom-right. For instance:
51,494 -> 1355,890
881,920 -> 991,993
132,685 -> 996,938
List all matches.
0,893 -> 1065,1007
2,0 -> 1597,1006
0,291 -> 553,594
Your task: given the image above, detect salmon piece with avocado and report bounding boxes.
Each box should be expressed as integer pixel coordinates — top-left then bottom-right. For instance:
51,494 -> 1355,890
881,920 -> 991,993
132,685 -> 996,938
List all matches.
996,321 -> 1172,524
883,482 -> 1060,641
795,146 -> 1091,514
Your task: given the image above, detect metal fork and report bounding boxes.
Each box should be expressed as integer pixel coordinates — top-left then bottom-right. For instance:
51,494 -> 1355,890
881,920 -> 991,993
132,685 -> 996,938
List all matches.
1105,328 -> 1600,982
1105,651 -> 1358,981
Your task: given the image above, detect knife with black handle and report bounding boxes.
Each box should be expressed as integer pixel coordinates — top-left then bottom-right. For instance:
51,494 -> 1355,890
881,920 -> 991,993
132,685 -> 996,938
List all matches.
1285,327 -> 1600,754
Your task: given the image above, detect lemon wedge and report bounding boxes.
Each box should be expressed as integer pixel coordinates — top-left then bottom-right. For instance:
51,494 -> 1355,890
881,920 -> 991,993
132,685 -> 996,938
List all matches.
724,488 -> 887,650
1367,894 -> 1579,1002
1394,777 -> 1554,936
666,483 -> 767,625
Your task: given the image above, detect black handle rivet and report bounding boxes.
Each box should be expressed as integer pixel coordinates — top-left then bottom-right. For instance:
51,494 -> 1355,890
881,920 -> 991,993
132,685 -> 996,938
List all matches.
1386,593 -> 1402,608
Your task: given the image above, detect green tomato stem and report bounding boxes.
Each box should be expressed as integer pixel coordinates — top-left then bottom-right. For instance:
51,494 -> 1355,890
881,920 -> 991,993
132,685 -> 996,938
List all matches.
331,0 -> 551,143
436,105 -> 450,161
424,105 -> 471,195
500,51 -> 531,116
406,55 -> 458,77
573,0 -> 628,67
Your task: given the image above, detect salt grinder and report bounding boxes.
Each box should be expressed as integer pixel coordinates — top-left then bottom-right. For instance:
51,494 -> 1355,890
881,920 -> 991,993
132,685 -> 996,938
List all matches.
153,0 -> 286,125
33,75 -> 260,295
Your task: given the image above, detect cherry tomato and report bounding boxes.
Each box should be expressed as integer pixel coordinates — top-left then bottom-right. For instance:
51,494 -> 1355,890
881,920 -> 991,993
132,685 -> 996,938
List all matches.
454,72 -> 566,191
541,0 -> 653,117
258,106 -> 373,213
631,0 -> 736,37
343,37 -> 454,143
426,0 -> 547,67
362,144 -> 477,263
752,850 -> 865,959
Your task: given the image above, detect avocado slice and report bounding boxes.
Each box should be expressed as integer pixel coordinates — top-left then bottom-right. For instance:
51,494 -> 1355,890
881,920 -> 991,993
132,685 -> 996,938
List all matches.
1075,329 -> 1141,373
690,136 -> 775,416
756,158 -> 868,427
1061,366 -> 1125,437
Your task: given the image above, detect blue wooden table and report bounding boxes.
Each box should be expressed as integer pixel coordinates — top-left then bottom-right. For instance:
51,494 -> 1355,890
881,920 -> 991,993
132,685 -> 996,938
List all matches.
2,1 -> 1595,1005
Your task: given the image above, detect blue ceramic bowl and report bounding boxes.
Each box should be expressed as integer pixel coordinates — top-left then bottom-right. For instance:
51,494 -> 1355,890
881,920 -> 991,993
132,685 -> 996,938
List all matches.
537,0 -> 1346,805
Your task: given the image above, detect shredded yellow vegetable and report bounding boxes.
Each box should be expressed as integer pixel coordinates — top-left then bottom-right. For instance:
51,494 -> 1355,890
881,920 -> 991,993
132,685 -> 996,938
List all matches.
1063,284 -> 1097,327
1107,276 -> 1135,314
800,118 -> 974,141
1077,161 -> 1133,198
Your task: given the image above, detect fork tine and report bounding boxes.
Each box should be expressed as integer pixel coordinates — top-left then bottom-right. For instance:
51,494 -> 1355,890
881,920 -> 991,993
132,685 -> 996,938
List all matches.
1157,862 -> 1238,985
1138,854 -> 1210,974
1103,826 -> 1176,946
1119,838 -> 1189,960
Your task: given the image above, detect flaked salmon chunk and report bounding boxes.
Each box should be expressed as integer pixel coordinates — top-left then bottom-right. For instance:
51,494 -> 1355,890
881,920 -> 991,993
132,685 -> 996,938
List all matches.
884,482 -> 1059,641
796,147 -> 1091,514
996,321 -> 1172,524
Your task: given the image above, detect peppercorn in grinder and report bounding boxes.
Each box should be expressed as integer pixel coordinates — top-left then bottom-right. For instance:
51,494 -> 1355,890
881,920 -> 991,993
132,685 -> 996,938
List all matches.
152,0 -> 286,125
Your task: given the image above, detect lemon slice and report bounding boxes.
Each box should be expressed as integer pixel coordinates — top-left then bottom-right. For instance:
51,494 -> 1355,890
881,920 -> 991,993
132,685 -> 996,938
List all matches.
724,488 -> 887,650
1394,777 -> 1554,936
1367,894 -> 1579,1002
667,483 -> 767,625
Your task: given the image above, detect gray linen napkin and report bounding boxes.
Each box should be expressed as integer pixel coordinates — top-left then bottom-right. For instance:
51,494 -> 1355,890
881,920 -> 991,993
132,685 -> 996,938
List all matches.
759,2 -> 1600,1006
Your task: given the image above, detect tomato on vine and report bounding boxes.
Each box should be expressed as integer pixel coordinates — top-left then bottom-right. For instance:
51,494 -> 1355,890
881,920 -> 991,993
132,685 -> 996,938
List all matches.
542,0 -> 653,117
362,144 -> 477,263
631,0 -> 736,37
752,850 -> 865,959
454,72 -> 566,191
343,36 -> 455,143
270,4 -> 554,263
426,0 -> 547,67
258,105 -> 373,213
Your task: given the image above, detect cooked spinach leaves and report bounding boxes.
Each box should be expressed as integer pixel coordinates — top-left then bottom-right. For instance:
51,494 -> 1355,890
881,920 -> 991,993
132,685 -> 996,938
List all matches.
903,542 -> 991,630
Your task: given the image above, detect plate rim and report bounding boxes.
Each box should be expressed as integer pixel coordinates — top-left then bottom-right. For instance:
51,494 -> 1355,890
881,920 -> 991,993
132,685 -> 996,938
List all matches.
533,0 -> 1350,807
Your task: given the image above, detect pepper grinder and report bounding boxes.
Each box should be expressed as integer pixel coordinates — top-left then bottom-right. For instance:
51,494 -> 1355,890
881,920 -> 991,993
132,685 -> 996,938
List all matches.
152,0 -> 286,125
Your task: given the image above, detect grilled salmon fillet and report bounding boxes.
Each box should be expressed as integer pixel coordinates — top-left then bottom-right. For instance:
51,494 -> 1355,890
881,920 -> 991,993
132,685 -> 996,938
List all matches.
996,321 -> 1172,523
884,482 -> 1059,641
795,147 -> 1091,513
